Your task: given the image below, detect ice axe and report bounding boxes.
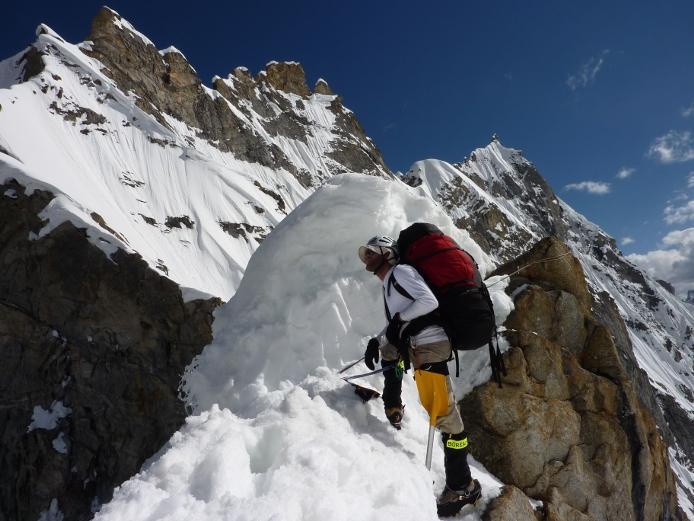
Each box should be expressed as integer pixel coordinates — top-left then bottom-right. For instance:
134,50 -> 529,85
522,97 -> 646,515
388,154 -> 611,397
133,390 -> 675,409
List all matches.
339,357 -> 381,402
414,370 -> 450,470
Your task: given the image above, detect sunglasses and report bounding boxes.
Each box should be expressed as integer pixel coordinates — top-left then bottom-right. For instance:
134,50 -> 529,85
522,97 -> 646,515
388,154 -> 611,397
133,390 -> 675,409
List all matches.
358,245 -> 383,263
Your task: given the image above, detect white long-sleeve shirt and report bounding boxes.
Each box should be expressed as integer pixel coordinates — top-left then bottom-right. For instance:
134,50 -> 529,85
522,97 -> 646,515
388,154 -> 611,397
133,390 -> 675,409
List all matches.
379,264 -> 449,347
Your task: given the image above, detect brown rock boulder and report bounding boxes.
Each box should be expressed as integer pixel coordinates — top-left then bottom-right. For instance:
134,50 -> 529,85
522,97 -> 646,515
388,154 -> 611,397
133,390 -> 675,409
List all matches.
466,237 -> 683,521
463,384 -> 581,489
581,322 -> 627,381
491,236 -> 591,314
483,485 -> 540,521
260,61 -> 311,97
505,286 -> 587,356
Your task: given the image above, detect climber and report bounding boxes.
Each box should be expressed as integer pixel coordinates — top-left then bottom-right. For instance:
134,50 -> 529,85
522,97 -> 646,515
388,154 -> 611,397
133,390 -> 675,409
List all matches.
358,235 -> 482,517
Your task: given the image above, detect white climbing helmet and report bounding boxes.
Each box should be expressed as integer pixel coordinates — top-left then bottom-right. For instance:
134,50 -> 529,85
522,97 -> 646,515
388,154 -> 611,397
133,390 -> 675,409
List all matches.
358,235 -> 398,264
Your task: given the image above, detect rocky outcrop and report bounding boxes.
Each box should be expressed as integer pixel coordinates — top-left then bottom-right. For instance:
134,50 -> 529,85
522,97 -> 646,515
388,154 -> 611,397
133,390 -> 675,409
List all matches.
463,237 -> 683,521
82,7 -> 390,182
84,7 -> 284,168
260,61 -> 310,97
484,485 -> 540,521
0,179 -> 221,521
314,78 -> 333,95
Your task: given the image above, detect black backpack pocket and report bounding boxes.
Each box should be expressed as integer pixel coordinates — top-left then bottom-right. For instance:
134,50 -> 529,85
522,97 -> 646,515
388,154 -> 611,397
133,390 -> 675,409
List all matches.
439,289 -> 495,350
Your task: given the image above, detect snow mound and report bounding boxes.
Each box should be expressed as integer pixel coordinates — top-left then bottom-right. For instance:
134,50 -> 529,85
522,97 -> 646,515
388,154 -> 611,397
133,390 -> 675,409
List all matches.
96,174 -> 513,520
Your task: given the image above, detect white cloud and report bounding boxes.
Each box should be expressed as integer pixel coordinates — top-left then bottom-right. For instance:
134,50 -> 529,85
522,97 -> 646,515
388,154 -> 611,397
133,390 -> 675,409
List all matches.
621,237 -> 635,246
664,199 -> 694,224
616,167 -> 635,179
683,104 -> 694,118
627,227 -> 694,297
647,130 -> 694,163
688,172 -> 694,188
564,181 -> 611,195
566,50 -> 610,91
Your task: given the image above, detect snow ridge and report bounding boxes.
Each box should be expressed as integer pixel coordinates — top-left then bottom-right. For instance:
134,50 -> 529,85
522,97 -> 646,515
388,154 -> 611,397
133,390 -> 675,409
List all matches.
96,174 -> 513,521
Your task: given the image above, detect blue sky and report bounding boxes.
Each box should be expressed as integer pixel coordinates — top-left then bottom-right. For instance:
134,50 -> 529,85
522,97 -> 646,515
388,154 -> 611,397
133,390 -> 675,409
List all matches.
4,1 -> 694,293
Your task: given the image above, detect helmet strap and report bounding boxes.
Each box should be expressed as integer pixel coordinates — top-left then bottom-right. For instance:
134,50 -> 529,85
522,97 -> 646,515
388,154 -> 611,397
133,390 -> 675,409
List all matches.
373,256 -> 389,276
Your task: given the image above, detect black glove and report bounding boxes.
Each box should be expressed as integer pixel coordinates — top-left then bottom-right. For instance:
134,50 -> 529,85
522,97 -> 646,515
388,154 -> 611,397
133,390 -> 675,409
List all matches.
385,313 -> 404,346
364,337 -> 380,370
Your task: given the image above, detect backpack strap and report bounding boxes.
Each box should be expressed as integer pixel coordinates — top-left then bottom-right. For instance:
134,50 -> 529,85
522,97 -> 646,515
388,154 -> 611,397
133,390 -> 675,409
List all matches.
387,271 -> 414,301
384,271 -> 413,322
488,326 -> 507,387
385,270 -> 445,339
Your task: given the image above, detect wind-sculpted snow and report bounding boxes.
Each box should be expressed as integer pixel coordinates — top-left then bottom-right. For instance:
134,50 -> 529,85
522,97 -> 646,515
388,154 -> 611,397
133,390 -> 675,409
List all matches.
95,175 -> 513,521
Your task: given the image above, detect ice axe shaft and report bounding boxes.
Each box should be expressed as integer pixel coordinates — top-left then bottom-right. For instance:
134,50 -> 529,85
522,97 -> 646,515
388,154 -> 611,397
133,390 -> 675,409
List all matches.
425,424 -> 436,470
414,369 -> 449,470
338,356 -> 365,374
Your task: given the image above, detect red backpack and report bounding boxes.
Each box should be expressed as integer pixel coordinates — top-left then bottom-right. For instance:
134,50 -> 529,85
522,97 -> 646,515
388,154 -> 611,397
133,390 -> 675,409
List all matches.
395,223 -> 505,385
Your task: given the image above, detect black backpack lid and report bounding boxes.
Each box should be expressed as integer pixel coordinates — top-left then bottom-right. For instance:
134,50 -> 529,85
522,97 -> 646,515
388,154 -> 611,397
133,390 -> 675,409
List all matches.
397,222 -> 442,261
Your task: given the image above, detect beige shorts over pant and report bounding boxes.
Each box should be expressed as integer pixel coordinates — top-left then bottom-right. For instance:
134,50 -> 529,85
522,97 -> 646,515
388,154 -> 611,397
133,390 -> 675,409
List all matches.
380,339 -> 464,435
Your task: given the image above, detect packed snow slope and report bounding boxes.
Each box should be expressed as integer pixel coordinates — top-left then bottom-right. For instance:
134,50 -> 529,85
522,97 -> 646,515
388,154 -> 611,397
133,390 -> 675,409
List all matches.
94,174 -> 513,521
0,12 -> 388,300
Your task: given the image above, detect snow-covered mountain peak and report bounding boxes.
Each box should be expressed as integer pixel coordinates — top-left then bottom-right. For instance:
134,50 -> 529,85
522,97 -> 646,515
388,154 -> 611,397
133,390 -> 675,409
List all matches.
91,5 -> 156,48
0,8 -> 391,299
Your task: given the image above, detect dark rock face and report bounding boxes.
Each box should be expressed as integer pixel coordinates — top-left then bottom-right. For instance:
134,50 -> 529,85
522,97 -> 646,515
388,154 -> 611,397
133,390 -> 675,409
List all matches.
464,237 -> 683,521
0,180 -> 220,521
19,46 -> 47,81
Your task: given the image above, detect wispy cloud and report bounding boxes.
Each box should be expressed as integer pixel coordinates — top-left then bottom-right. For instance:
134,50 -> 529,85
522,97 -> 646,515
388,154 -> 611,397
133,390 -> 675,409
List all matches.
616,167 -> 635,179
621,237 -> 635,246
566,50 -> 610,91
648,130 -> 694,163
683,104 -> 694,118
564,181 -> 611,195
688,172 -> 694,188
664,199 -> 694,224
627,227 -> 694,297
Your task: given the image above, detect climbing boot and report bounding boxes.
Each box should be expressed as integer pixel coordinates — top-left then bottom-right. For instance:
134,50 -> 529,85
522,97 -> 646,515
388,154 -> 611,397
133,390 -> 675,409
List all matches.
436,479 -> 481,517
384,404 -> 404,430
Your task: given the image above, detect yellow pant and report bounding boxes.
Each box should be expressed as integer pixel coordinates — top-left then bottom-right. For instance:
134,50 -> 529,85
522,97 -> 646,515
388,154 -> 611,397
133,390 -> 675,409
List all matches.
414,369 -> 464,434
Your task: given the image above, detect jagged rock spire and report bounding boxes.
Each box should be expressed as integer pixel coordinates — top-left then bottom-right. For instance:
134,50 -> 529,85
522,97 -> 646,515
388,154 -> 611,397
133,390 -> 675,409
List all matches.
259,61 -> 310,97
314,78 -> 333,95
